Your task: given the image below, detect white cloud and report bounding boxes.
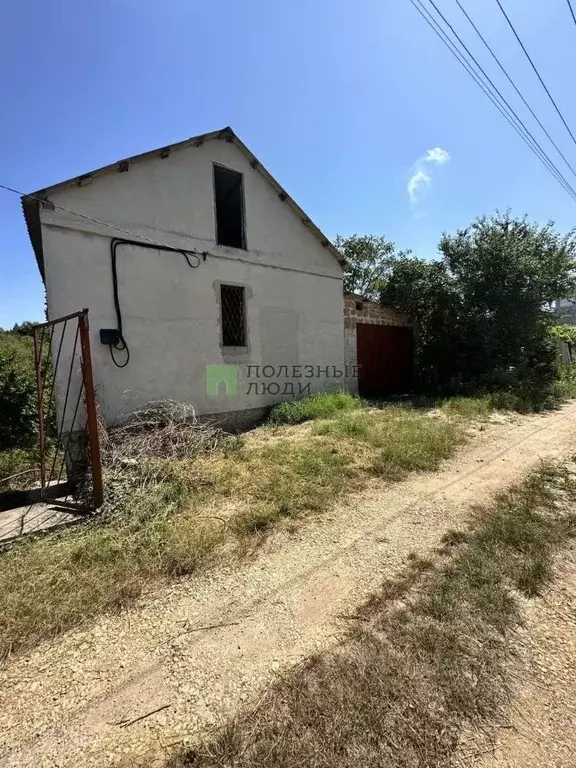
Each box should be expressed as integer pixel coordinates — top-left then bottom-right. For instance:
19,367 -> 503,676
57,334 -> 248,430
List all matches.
407,147 -> 450,203
423,147 -> 450,165
407,169 -> 431,203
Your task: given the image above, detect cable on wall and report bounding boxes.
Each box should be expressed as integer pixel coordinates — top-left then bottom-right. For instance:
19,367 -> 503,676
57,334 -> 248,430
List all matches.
107,238 -> 202,368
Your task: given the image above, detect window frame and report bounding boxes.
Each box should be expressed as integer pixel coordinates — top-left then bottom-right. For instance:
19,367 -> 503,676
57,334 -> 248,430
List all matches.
219,283 -> 248,350
213,163 -> 247,251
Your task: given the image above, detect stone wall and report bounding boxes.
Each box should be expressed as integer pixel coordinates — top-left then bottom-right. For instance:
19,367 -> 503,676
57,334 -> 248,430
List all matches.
343,293 -> 412,392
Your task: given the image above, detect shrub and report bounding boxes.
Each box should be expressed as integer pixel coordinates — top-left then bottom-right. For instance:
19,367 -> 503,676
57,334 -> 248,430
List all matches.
0,337 -> 37,451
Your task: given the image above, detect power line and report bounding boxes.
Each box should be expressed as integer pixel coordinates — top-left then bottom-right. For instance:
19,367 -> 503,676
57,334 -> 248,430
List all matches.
407,0 -> 576,201
494,0 -> 576,149
566,0 -> 576,28
0,181 -> 211,258
423,0 -> 576,198
452,0 -> 576,180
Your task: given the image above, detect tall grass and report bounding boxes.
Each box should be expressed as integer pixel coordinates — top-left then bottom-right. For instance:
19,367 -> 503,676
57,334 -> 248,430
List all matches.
0,477 -> 223,658
313,407 -> 466,480
268,390 -> 361,425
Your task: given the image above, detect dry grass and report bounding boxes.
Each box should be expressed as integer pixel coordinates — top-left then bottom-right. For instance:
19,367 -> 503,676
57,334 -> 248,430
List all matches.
313,407 -> 466,480
0,400 -> 469,658
169,462 -> 576,768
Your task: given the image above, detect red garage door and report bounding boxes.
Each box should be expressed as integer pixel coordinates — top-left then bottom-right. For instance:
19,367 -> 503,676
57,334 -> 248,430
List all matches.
356,323 -> 414,397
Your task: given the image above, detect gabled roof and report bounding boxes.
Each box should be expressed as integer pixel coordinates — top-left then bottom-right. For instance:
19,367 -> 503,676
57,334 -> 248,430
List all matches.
22,126 -> 344,282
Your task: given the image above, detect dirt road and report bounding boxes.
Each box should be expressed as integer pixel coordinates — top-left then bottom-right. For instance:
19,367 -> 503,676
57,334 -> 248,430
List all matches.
2,404 -> 576,768
463,542 -> 576,768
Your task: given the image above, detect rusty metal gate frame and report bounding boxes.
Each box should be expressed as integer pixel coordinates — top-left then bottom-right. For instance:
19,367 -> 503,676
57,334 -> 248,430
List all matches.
32,308 -> 103,510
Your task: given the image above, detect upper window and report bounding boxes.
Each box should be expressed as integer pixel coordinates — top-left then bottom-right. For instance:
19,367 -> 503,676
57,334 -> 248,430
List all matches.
213,165 -> 246,249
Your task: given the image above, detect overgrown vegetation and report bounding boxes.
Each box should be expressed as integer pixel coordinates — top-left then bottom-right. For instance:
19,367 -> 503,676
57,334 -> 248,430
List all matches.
338,212 -> 576,409
0,330 -> 38,452
269,390 -> 361,425
0,396 -> 470,658
380,212 -> 576,405
337,233 -> 408,300
169,461 -> 576,768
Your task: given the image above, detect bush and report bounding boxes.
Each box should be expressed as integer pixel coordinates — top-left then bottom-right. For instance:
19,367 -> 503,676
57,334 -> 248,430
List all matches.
0,336 -> 37,451
268,391 -> 362,425
381,212 -> 576,406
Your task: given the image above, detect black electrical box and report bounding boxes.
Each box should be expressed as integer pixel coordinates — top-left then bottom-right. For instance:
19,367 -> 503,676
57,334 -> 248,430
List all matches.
100,328 -> 121,346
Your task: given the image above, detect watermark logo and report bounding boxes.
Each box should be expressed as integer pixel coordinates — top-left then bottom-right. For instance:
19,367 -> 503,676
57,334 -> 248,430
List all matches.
206,363 -> 359,398
206,364 -> 238,396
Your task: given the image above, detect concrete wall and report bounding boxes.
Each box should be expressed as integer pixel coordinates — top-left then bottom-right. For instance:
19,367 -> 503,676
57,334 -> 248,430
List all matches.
39,137 -> 344,426
343,293 -> 412,392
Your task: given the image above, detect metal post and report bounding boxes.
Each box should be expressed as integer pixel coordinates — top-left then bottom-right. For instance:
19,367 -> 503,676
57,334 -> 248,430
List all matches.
78,309 -> 104,508
33,328 -> 46,491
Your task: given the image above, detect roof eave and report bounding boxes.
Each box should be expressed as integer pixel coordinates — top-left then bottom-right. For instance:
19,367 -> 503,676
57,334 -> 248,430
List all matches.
22,195 -> 45,283
22,126 -> 346,279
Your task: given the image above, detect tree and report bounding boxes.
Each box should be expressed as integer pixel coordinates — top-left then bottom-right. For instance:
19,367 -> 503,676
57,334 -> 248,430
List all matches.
9,321 -> 38,337
335,234 -> 407,300
381,211 -> 576,400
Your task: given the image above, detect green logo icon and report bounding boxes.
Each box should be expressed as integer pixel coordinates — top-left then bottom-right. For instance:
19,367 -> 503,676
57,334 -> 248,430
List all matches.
206,364 -> 238,396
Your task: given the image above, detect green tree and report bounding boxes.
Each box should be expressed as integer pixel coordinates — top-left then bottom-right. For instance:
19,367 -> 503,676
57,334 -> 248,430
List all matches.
0,334 -> 38,451
381,211 -> 576,401
9,321 -> 38,337
335,234 -> 406,300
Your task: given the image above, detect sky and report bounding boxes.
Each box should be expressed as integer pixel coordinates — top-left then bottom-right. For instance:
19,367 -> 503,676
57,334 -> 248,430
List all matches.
2,0 -> 576,326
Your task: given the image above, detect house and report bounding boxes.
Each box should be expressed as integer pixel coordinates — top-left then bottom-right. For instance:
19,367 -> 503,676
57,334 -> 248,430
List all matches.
22,127 -> 349,427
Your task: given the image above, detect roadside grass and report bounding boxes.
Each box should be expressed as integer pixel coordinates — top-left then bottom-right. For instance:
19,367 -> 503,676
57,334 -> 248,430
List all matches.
0,476 -> 224,658
268,390 -> 362,425
170,461 -> 576,768
0,395 -> 497,658
313,407 -> 465,480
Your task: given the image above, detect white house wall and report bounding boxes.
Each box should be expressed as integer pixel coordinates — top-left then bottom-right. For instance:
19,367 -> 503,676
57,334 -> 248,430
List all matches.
39,137 -> 345,425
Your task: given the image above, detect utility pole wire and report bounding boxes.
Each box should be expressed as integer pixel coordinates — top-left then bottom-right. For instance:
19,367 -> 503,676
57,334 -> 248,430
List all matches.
566,0 -> 576,27
0,181 -> 211,257
453,0 -> 576,180
408,0 -> 576,201
494,0 -> 576,149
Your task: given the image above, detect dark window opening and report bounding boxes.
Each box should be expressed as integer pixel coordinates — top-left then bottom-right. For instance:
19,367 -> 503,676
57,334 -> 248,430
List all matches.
356,302 -> 364,311
221,284 -> 247,347
214,165 -> 246,249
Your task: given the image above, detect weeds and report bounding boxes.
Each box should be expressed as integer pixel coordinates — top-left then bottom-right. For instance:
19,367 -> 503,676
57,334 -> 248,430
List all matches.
225,442 -> 357,535
268,390 -> 361,425
0,478 -> 224,658
314,407 -> 466,480
170,462 -> 576,768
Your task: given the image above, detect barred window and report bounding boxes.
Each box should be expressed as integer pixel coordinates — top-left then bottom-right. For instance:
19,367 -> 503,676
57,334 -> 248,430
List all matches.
220,284 -> 247,347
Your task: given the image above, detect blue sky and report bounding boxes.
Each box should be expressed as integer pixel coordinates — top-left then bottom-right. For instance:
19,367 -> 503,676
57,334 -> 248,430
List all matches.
2,0 -> 576,326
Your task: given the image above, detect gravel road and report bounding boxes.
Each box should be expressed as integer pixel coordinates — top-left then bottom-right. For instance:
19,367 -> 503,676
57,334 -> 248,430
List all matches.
2,403 -> 576,768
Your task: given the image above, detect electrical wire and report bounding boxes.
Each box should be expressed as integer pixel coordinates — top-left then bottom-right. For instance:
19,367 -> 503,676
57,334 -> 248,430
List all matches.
408,0 -> 576,201
452,0 -> 576,180
0,180 -> 212,258
0,180 -> 211,369
494,0 -> 576,150
108,238 -> 202,368
424,0 -> 576,198
567,0 -> 576,27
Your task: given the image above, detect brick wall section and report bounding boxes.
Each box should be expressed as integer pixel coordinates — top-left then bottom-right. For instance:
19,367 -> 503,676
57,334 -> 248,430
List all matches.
343,293 -> 412,393
343,293 -> 412,329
